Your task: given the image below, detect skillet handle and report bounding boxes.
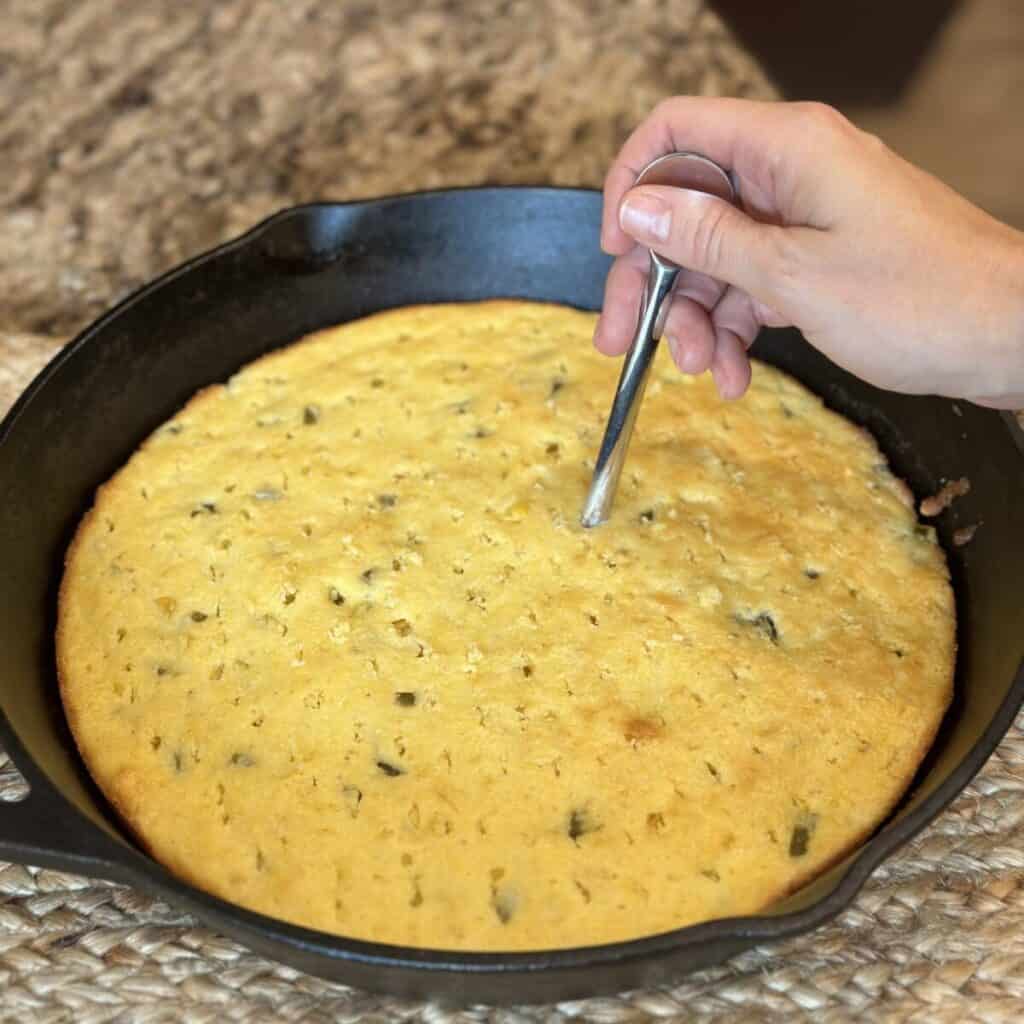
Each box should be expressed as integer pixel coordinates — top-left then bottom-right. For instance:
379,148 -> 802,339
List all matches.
0,758 -> 137,882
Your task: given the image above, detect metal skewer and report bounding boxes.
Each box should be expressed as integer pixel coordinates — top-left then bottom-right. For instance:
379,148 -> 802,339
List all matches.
580,152 -> 738,528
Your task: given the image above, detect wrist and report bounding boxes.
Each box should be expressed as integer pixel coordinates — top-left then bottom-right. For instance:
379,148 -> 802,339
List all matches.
966,225 -> 1024,409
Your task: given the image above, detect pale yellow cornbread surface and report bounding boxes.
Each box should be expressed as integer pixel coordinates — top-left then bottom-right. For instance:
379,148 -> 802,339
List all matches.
57,301 -> 954,951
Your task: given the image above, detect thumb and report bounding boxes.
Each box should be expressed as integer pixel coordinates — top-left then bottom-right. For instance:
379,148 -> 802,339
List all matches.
618,184 -> 793,305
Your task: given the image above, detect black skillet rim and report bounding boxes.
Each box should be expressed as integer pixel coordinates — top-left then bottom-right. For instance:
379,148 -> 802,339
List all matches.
1,186 -> 1023,979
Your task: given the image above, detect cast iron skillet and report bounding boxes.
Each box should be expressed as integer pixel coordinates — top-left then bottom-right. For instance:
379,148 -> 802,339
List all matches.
0,188 -> 1022,1005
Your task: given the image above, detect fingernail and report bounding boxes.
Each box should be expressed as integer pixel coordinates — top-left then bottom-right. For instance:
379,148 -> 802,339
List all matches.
666,333 -> 685,371
592,317 -> 605,349
619,191 -> 671,243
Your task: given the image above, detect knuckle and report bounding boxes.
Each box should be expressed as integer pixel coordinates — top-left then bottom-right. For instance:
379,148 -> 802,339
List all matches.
676,272 -> 723,310
710,301 -> 753,343
651,96 -> 680,123
763,226 -> 806,303
794,100 -> 851,136
856,128 -> 890,157
681,200 -> 732,278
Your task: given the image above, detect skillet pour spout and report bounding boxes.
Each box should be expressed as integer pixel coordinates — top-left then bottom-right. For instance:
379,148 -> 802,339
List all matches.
1,187 -> 1022,1004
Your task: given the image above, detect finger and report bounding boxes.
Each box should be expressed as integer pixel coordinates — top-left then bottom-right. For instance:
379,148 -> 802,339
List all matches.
752,299 -> 791,329
662,297 -> 716,375
618,184 -> 812,310
594,249 -> 725,358
593,251 -> 646,355
710,286 -> 763,351
601,97 -> 843,253
710,327 -> 752,400
602,97 -> 774,254
601,97 -> 780,253
663,267 -> 727,375
707,288 -> 782,400
602,162 -> 648,256
673,267 -> 726,312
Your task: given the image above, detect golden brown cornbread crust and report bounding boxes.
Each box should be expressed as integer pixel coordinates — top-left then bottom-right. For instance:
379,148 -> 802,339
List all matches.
57,301 -> 955,951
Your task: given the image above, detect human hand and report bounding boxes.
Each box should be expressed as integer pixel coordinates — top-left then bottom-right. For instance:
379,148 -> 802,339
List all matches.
594,97 -> 1024,407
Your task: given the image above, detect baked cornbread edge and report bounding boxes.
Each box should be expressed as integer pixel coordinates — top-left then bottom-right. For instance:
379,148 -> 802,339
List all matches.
56,299 -> 956,943
767,675 -> 950,911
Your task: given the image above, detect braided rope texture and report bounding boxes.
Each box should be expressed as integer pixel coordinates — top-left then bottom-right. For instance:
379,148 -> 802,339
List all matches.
3,1 -> 1024,1019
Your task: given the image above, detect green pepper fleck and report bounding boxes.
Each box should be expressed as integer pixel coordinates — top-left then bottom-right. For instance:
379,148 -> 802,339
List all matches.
568,807 -> 598,842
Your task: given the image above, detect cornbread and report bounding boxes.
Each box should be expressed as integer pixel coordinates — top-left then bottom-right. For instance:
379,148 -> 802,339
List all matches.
57,301 -> 955,951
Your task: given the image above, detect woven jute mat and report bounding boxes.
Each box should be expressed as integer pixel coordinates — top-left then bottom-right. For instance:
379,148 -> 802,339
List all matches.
3,1 -> 1024,1020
